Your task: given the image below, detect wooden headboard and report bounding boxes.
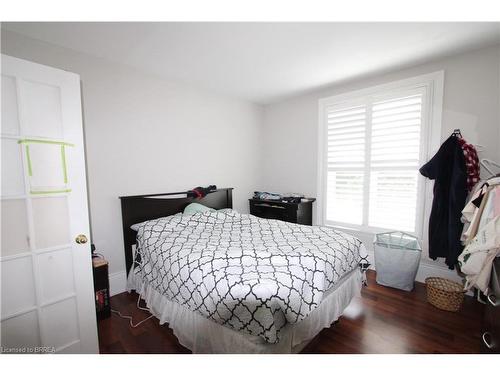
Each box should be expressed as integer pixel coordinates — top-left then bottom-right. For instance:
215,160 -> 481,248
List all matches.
119,188 -> 233,275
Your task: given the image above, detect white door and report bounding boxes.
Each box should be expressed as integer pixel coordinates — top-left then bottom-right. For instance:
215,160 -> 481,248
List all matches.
1,55 -> 98,353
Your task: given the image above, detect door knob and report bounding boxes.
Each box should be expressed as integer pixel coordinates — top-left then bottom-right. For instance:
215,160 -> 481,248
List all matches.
75,234 -> 88,244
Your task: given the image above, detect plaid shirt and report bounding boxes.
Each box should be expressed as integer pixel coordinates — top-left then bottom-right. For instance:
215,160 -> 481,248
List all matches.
458,138 -> 480,192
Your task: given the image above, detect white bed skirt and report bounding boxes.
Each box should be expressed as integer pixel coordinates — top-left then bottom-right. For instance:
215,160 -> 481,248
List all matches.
128,269 -> 362,354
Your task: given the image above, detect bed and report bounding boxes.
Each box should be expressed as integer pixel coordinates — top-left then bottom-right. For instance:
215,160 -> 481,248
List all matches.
120,188 -> 368,353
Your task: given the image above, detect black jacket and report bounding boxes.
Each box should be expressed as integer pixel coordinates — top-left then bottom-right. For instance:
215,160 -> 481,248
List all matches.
419,135 -> 467,269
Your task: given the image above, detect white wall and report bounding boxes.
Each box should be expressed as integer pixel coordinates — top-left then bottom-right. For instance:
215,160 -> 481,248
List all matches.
3,29 -> 499,291
261,44 -> 500,282
1,30 -> 264,290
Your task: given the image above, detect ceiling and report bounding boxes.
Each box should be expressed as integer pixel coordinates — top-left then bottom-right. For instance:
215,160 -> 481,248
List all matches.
3,22 -> 500,104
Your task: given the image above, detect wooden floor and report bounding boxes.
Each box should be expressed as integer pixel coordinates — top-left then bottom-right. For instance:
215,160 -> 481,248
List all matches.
98,270 -> 485,354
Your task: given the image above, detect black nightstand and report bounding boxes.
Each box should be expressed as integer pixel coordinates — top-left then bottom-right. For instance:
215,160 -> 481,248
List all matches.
92,257 -> 111,320
249,198 -> 315,225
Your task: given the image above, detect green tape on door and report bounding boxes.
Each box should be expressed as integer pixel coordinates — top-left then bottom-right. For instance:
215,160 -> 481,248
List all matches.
18,138 -> 74,147
19,138 -> 74,195
25,144 -> 33,176
30,189 -> 72,195
61,145 -> 68,184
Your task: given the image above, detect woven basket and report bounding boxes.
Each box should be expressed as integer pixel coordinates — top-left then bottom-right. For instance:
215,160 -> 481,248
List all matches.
425,277 -> 465,312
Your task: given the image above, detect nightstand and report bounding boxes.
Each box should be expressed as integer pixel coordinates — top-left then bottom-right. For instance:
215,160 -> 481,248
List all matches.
249,198 -> 315,225
92,257 -> 111,320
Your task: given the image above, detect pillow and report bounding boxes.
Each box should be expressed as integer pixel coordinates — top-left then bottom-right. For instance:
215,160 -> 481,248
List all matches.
130,212 -> 184,231
183,202 -> 215,215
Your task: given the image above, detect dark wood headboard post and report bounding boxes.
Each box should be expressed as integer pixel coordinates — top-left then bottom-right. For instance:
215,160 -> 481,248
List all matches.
119,188 -> 233,275
226,188 -> 233,209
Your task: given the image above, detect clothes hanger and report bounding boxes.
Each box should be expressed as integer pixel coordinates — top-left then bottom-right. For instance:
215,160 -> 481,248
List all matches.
485,172 -> 500,186
481,158 -> 500,179
473,143 -> 485,153
452,129 -> 485,152
488,176 -> 500,186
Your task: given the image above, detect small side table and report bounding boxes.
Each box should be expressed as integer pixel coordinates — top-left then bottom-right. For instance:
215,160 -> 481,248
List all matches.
249,198 -> 316,225
92,257 -> 111,320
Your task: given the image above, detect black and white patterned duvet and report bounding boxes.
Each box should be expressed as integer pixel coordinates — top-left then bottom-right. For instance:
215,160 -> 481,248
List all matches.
133,209 -> 367,343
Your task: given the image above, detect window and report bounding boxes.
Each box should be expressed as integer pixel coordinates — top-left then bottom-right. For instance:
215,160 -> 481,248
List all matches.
318,72 -> 443,235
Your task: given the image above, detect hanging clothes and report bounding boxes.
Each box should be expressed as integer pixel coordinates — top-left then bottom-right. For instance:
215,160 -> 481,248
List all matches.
419,134 -> 467,269
461,182 -> 490,243
477,185 -> 499,229
494,186 -> 500,217
457,138 -> 480,192
458,212 -> 500,293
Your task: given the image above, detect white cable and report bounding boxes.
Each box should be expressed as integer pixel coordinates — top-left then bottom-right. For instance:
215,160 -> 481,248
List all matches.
111,294 -> 154,328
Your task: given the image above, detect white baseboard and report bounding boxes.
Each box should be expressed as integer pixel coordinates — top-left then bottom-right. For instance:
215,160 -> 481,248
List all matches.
415,260 -> 463,284
109,270 -> 127,296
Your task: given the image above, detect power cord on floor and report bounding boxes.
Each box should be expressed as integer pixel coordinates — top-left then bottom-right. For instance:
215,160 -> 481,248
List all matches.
111,294 -> 154,328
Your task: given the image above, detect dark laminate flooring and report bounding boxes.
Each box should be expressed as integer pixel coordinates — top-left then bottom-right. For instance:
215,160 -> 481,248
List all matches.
98,270 -> 484,354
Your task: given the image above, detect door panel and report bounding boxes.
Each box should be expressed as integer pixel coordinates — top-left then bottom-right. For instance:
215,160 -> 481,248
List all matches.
20,79 -> 64,139
1,74 -> 20,135
1,257 -> 36,317
1,199 -> 30,256
1,138 -> 25,196
27,143 -> 69,193
1,311 -> 41,351
0,54 -> 98,353
41,297 -> 80,350
32,196 -> 71,249
37,248 -> 75,302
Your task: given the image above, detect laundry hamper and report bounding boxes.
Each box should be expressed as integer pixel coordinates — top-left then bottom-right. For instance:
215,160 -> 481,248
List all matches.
374,231 -> 421,291
425,277 -> 464,312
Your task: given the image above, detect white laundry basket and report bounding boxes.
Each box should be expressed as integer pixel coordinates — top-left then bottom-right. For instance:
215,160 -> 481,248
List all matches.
374,231 -> 421,292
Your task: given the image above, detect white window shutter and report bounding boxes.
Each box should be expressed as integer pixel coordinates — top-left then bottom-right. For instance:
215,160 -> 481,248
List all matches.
368,94 -> 422,232
325,104 -> 366,225
324,91 -> 424,233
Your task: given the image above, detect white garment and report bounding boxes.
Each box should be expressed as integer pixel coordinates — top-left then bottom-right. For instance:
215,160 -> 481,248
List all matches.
458,216 -> 500,293
461,183 -> 489,243
478,186 -> 499,229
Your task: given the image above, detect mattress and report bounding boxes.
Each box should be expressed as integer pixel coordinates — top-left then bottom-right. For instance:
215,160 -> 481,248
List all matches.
128,268 -> 362,353
130,209 -> 367,344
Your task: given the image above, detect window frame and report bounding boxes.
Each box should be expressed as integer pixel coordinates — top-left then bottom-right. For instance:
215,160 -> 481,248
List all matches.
317,71 -> 444,237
